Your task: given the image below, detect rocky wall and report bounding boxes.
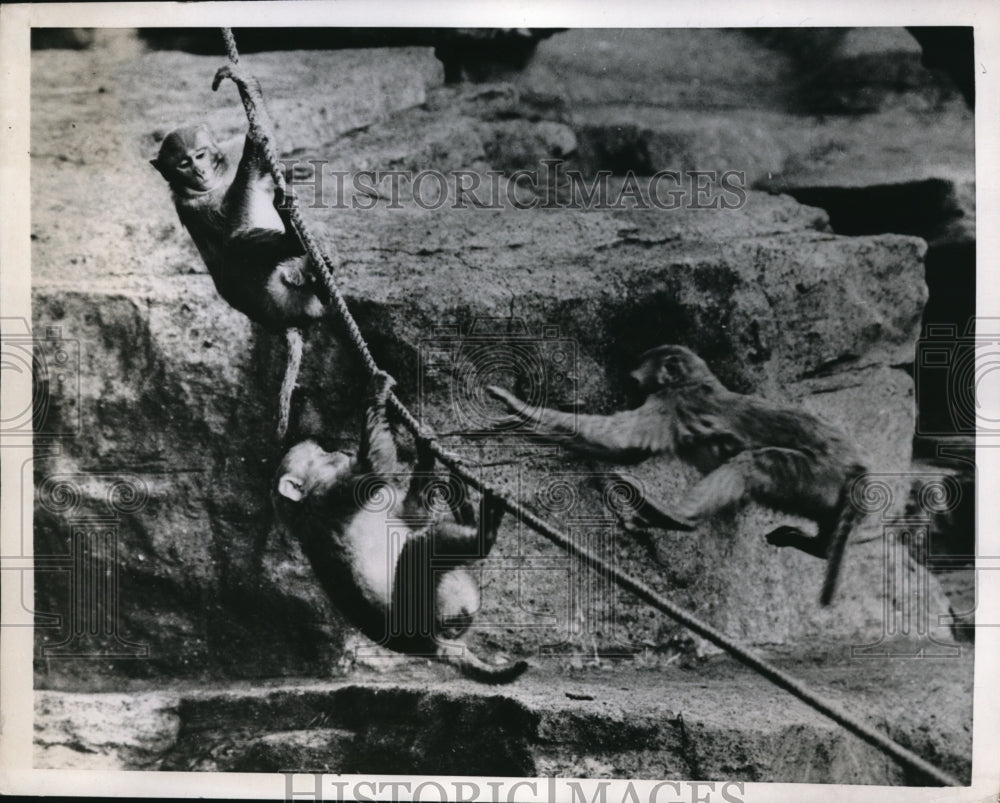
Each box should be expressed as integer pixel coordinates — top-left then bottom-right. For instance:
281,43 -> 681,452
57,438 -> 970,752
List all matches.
29,29 -> 966,690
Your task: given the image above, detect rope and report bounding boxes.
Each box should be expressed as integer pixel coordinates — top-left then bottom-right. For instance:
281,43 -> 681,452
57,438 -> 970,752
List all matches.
217,29 -> 962,787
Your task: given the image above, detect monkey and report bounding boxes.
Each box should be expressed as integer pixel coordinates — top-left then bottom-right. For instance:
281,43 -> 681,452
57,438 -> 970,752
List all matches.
486,344 -> 868,605
151,64 -> 325,334
273,371 -> 529,683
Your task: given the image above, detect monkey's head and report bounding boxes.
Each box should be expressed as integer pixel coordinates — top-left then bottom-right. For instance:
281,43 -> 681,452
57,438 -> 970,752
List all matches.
275,439 -> 354,504
150,125 -> 227,194
630,345 -> 716,391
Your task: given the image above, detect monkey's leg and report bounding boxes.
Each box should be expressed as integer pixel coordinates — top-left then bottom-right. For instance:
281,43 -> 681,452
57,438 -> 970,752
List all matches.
739,448 -> 862,601
631,496 -> 698,531
682,447 -> 826,526
765,525 -> 828,557
427,521 -> 488,560
669,452 -> 759,523
427,488 -> 508,563
765,488 -> 861,605
479,489 -> 505,554
401,436 -> 437,525
445,468 -> 477,528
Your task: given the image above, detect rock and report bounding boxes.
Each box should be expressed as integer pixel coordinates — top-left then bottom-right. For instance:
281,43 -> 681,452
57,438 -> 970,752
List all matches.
573,107 -> 787,185
25,29 -> 973,783
33,31 -> 952,682
759,108 -> 974,239
229,728 -> 356,773
34,691 -> 180,769
29,31 -> 951,684
517,29 -> 797,111
37,663 -> 973,782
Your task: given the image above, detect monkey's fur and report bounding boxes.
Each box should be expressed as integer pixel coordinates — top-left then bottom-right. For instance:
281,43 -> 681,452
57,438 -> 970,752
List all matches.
151,65 -> 324,333
274,373 -> 528,683
487,345 -> 867,605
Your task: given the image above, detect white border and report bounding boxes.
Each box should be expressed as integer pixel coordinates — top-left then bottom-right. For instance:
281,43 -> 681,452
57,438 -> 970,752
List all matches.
2,2 -> 998,800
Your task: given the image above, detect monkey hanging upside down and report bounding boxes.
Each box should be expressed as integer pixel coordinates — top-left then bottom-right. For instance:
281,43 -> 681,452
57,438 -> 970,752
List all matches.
151,65 -> 324,333
274,372 -> 528,683
487,345 -> 868,605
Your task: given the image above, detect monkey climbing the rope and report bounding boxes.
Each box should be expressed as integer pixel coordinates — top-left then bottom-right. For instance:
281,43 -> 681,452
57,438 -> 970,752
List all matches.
152,64 -> 325,438
273,370 -> 529,683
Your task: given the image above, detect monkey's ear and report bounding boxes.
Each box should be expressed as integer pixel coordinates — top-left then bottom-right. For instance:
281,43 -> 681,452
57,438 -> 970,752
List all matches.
277,474 -> 305,502
150,158 -> 166,177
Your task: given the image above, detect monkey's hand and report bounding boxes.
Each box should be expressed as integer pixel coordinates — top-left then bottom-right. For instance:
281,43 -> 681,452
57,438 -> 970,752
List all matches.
485,385 -> 532,421
485,384 -> 518,406
212,65 -> 275,144
212,64 -> 263,98
369,369 -> 397,402
278,261 -> 311,289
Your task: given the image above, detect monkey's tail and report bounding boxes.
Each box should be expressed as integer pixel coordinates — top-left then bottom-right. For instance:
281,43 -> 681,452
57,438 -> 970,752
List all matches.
437,643 -> 529,684
277,328 -> 304,442
819,471 -> 865,606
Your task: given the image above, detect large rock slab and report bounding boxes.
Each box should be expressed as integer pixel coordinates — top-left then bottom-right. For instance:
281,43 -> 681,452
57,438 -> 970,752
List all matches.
516,28 -> 966,114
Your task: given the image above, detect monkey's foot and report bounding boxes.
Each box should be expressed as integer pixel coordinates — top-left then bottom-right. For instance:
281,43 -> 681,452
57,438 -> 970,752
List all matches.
634,499 -> 697,532
370,369 -> 397,399
616,510 -> 649,534
765,525 -> 827,558
413,433 -> 436,472
480,488 -> 506,538
614,513 -> 669,566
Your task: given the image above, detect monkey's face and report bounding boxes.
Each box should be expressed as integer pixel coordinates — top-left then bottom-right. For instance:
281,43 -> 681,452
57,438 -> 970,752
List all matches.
630,345 -> 712,391
151,125 -> 227,193
276,440 -> 354,503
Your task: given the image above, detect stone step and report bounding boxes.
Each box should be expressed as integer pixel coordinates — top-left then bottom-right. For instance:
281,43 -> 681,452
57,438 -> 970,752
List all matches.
34,655 -> 972,783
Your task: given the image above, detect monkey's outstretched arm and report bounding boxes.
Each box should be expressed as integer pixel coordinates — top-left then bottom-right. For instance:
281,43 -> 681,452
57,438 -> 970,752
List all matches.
358,372 -> 398,476
485,385 -> 675,461
213,65 -> 298,239
212,64 -> 273,142
402,445 -> 480,532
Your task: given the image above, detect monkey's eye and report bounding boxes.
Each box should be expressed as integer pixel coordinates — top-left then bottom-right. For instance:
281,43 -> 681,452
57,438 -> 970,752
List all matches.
178,157 -> 192,169
194,149 -> 207,160
659,359 -> 680,382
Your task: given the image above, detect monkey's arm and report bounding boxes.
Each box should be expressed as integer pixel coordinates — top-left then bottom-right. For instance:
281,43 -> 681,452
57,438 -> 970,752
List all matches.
212,64 -> 273,141
358,372 -> 399,476
213,65 -> 300,240
486,385 -> 675,461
